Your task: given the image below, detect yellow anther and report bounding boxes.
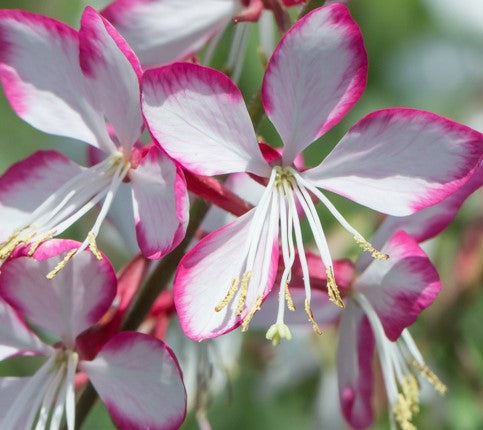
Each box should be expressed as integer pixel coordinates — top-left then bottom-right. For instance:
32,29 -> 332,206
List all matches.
401,375 -> 420,415
214,276 -> 239,312
241,293 -> 263,332
27,230 -> 56,256
285,283 -> 295,311
326,267 -> 344,308
88,232 -> 103,261
304,299 -> 322,335
393,393 -> 416,430
46,249 -> 76,280
412,360 -> 447,395
354,235 -> 389,261
0,229 -> 35,260
266,323 -> 292,346
236,271 -> 251,316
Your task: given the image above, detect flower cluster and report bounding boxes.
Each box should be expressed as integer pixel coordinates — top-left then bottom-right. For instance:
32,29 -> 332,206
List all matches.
0,1 -> 481,429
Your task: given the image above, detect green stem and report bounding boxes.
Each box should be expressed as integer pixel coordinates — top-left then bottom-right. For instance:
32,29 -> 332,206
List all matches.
247,89 -> 265,131
73,383 -> 97,430
300,0 -> 326,18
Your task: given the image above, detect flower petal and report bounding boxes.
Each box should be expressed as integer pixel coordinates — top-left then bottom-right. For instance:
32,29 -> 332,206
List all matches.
141,62 -> 270,177
354,231 -> 441,341
336,300 -> 374,429
130,145 -> 189,259
0,240 -> 116,347
102,0 -> 240,68
376,161 -> 482,247
303,108 -> 483,216
0,300 -> 51,360
0,10 -> 113,152
79,7 -> 143,152
174,209 -> 279,340
0,150 -> 83,242
81,332 -> 186,430
262,4 -> 367,164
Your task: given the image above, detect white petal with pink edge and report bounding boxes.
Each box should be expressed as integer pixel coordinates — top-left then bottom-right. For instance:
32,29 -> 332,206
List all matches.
336,299 -> 374,429
262,4 -> 367,165
130,145 -> 189,259
141,62 -> 270,177
0,300 -> 51,360
102,0 -> 240,68
79,7 -> 143,153
0,240 -> 116,348
354,231 -> 441,341
0,10 -> 114,153
303,108 -> 482,216
81,332 -> 186,430
0,151 -> 83,243
174,208 -> 279,341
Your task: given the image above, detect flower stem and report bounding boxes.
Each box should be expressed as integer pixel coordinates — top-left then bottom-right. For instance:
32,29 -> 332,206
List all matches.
300,0 -> 327,18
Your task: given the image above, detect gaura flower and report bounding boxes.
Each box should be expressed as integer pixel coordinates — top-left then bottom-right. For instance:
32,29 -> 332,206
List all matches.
0,7 -> 188,269
335,169 -> 483,429
141,4 -> 482,341
0,240 -> 186,430
337,231 -> 445,430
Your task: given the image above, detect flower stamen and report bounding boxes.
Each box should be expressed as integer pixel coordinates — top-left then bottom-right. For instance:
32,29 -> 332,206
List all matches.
354,235 -> 389,260
304,299 -> 322,335
46,250 -> 76,280
236,271 -> 252,315
214,276 -> 239,312
326,266 -> 344,308
241,293 -> 263,332
88,231 -> 103,260
285,283 -> 295,311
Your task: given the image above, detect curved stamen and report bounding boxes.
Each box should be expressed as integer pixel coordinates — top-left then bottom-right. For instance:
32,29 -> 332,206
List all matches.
291,170 -> 388,261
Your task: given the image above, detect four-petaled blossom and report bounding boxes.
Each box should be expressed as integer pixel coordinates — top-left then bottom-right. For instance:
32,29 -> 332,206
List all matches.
0,7 -> 188,270
141,4 -> 482,341
0,240 -> 186,430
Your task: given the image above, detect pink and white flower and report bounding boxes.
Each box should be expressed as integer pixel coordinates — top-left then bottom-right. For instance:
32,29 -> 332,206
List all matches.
0,7 -> 188,265
0,239 -> 186,430
141,4 -> 482,342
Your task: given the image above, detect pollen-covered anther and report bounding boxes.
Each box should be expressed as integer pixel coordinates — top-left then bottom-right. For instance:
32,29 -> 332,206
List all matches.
27,230 -> 56,256
88,231 -> 103,260
241,293 -> 263,332
214,276 -> 239,312
326,267 -> 344,308
285,283 -> 295,311
393,393 -> 416,430
304,299 -> 322,335
412,360 -> 447,395
236,271 -> 252,315
401,374 -> 420,415
354,235 -> 389,260
46,249 -> 77,280
266,323 -> 292,346
0,229 -> 35,260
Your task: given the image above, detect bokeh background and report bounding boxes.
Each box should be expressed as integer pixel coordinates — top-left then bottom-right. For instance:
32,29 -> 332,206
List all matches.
0,0 -> 481,429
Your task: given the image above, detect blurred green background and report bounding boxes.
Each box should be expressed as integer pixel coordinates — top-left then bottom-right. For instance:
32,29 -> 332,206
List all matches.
0,0 -> 481,429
